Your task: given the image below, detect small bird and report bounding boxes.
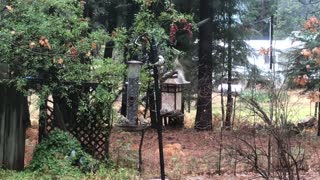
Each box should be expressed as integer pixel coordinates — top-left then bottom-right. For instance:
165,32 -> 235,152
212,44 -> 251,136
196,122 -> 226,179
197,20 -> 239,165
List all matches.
151,55 -> 165,66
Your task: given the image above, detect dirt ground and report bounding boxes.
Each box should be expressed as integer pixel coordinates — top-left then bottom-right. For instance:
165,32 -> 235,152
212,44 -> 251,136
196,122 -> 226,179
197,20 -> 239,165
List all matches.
109,127 -> 320,180
24,91 -> 320,179
24,124 -> 320,180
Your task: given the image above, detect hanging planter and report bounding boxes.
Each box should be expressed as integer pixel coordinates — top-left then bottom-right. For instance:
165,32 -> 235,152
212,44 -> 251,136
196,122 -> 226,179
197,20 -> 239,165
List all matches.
170,19 -> 193,51
175,30 -> 193,51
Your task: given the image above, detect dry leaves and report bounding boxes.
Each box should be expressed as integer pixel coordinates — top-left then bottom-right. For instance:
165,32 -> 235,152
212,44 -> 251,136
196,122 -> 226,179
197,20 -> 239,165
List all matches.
304,16 -> 320,32
301,49 -> 312,58
293,74 -> 309,86
38,36 -> 51,50
308,91 -> 320,102
5,5 -> 13,13
259,47 -> 269,56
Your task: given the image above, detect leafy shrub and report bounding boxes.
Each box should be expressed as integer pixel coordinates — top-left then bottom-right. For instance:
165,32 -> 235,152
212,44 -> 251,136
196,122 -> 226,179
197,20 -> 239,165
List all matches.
27,129 -> 98,178
0,129 -> 138,179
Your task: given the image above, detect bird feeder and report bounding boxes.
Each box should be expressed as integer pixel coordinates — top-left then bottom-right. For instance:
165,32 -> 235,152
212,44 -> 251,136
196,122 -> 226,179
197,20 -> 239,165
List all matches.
161,73 -> 190,127
126,60 -> 143,127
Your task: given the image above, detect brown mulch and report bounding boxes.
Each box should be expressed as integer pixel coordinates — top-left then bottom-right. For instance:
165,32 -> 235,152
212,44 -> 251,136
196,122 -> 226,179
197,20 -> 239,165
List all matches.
24,125 -> 320,179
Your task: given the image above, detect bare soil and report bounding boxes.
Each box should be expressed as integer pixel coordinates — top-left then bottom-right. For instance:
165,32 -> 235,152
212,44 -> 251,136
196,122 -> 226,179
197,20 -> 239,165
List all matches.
109,127 -> 320,180
24,122 -> 320,179
24,90 -> 320,179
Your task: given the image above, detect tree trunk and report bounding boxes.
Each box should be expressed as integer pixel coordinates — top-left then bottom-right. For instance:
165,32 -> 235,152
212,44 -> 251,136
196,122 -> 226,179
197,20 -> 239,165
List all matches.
225,0 -> 233,129
195,0 -> 213,130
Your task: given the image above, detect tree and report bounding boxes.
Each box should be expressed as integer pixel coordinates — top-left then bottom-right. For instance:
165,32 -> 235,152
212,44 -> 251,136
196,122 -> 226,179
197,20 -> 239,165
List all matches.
83,0 -> 139,32
288,16 -> 320,136
195,0 -> 213,130
210,0 -> 251,129
240,0 -> 277,39
225,0 -> 233,129
0,0 -> 125,129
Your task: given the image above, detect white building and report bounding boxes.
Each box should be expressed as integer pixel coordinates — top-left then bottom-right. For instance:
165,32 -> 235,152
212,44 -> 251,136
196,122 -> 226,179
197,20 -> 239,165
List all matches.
218,39 -> 303,93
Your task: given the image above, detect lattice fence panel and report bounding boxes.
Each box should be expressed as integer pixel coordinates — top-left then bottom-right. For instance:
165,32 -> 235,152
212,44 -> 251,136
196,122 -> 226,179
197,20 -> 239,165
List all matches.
67,118 -> 110,159
38,84 -> 111,159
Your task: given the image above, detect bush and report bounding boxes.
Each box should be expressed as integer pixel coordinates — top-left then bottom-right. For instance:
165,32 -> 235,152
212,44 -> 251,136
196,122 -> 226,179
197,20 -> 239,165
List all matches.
28,129 -> 98,178
0,129 -> 138,179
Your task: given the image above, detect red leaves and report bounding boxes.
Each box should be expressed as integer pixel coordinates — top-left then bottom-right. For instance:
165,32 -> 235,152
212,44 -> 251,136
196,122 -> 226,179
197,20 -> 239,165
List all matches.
183,23 -> 193,39
169,23 -> 178,43
169,19 -> 193,44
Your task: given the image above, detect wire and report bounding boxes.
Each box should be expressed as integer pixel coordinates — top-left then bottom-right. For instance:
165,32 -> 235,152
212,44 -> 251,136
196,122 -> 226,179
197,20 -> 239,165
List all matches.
246,17 -> 271,25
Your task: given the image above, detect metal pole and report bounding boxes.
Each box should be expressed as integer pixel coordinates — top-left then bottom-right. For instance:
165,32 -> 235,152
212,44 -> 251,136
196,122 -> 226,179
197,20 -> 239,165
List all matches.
150,38 -> 166,180
268,15 -> 274,177
269,16 -> 274,70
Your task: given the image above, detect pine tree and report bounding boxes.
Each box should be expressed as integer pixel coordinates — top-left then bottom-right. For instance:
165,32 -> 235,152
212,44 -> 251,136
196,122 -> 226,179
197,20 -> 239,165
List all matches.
195,0 -> 213,130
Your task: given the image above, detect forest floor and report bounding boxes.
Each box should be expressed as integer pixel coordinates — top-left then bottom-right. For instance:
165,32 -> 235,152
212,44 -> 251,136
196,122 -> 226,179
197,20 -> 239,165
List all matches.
24,90 -> 320,179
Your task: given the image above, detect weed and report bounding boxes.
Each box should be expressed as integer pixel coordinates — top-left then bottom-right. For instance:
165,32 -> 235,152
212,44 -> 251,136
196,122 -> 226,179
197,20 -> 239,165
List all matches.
112,132 -> 139,169
169,156 -> 183,180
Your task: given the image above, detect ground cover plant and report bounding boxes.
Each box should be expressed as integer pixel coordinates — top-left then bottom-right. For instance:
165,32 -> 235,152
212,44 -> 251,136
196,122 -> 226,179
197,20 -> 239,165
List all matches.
0,129 -> 138,180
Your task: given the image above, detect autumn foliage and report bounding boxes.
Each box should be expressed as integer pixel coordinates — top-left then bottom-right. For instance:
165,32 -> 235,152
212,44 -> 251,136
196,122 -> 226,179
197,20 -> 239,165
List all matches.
303,16 -> 320,32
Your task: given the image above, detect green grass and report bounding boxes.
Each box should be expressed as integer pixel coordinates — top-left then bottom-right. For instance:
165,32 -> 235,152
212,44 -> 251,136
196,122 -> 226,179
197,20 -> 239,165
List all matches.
186,91 -> 314,127
212,96 -> 313,125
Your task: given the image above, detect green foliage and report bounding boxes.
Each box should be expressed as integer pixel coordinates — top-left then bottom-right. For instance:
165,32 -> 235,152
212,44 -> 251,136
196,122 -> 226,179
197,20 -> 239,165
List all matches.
0,0 -> 125,127
28,129 -> 97,177
0,0 -> 92,78
115,0 -> 195,62
113,137 -> 138,169
110,0 -> 196,95
207,0 -> 252,88
0,0 -> 120,87
240,90 -> 270,103
241,0 -> 278,39
287,16 -> 320,90
275,0 -> 304,39
0,129 -> 138,179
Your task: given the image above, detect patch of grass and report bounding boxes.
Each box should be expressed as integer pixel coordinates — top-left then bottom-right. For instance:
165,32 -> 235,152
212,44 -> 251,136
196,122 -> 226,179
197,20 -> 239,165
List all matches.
240,90 -> 270,103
